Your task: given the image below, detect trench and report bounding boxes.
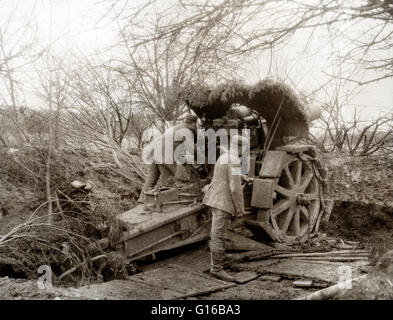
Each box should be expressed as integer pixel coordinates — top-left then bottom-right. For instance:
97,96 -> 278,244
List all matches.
327,200 -> 393,252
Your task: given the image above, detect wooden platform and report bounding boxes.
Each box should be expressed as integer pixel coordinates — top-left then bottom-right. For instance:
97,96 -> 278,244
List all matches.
119,203 -> 204,231
130,264 -> 234,299
233,259 -> 369,285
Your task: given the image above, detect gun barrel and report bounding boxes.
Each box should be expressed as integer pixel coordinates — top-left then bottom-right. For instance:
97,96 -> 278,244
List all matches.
307,105 -> 321,122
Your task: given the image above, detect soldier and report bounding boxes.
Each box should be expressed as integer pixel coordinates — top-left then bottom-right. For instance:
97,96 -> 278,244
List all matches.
138,114 -> 199,203
203,135 -> 247,282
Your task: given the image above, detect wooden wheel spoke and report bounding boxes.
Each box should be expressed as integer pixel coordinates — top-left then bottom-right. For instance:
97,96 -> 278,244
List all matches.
284,166 -> 295,188
300,206 -> 309,220
292,160 -> 302,185
301,193 -> 319,201
271,216 -> 280,232
249,153 -> 324,241
300,172 -> 314,191
281,208 -> 294,235
271,198 -> 294,218
292,207 -> 300,236
275,185 -> 292,198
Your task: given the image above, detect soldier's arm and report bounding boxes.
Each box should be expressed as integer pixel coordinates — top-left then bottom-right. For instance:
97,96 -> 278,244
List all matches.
228,161 -> 245,215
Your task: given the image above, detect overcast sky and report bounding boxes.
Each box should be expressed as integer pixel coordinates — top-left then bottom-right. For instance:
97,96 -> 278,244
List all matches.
1,0 -> 392,123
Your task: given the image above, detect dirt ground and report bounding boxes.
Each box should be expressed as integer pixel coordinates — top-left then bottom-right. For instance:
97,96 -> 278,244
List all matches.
325,153 -> 393,206
0,153 -> 393,300
0,177 -> 42,235
324,153 -> 393,254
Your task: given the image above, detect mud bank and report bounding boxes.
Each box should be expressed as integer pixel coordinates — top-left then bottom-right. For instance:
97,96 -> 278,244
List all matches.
328,200 -> 393,252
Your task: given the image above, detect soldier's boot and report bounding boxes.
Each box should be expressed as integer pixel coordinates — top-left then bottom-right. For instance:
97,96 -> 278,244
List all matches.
138,163 -> 161,203
210,269 -> 235,282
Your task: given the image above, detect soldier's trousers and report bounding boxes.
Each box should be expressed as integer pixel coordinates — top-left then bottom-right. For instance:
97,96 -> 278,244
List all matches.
210,207 -> 231,273
138,163 -> 176,202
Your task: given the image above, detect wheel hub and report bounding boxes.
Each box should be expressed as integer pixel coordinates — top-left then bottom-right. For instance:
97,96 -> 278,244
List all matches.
296,193 -> 311,206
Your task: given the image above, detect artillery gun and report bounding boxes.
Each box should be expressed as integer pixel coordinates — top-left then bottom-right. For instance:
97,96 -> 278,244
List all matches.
112,81 -> 333,262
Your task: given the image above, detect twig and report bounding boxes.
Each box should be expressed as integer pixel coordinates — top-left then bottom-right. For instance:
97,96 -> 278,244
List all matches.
58,254 -> 107,281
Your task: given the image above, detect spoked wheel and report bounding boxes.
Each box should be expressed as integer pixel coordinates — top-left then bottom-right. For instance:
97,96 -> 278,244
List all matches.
247,153 -> 323,243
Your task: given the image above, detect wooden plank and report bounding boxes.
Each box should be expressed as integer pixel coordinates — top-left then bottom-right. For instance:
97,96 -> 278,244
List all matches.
276,144 -> 314,154
119,203 -> 204,239
249,153 -> 257,178
129,231 -> 209,262
77,279 -> 182,299
251,179 -> 275,208
235,271 -> 259,284
127,231 -> 185,258
131,264 -> 232,296
259,151 -> 287,178
235,259 -> 367,285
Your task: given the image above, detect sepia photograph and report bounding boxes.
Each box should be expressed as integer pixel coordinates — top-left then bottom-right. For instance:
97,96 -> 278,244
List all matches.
0,0 -> 392,309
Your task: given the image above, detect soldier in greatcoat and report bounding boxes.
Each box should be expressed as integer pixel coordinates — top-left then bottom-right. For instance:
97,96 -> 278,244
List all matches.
203,135 -> 247,282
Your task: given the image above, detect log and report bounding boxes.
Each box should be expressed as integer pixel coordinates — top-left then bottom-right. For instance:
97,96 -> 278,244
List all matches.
259,275 -> 282,282
201,249 -> 292,273
237,249 -> 296,262
293,280 -> 313,288
331,244 -> 358,250
291,257 -> 369,262
269,250 -> 370,259
291,254 -> 371,259
294,260 -> 352,265
343,240 -> 360,246
297,275 -> 367,300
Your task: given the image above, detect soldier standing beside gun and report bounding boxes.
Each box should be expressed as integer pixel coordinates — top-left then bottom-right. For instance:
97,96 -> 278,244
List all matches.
203,135 -> 247,282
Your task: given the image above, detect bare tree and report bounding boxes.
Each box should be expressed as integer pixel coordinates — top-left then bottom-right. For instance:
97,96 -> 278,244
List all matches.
62,59 -> 147,183
108,0 -> 393,85
127,111 -> 156,149
115,0 -> 268,122
309,70 -> 393,156
66,60 -> 137,146
34,54 -> 73,223
0,0 -> 48,150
